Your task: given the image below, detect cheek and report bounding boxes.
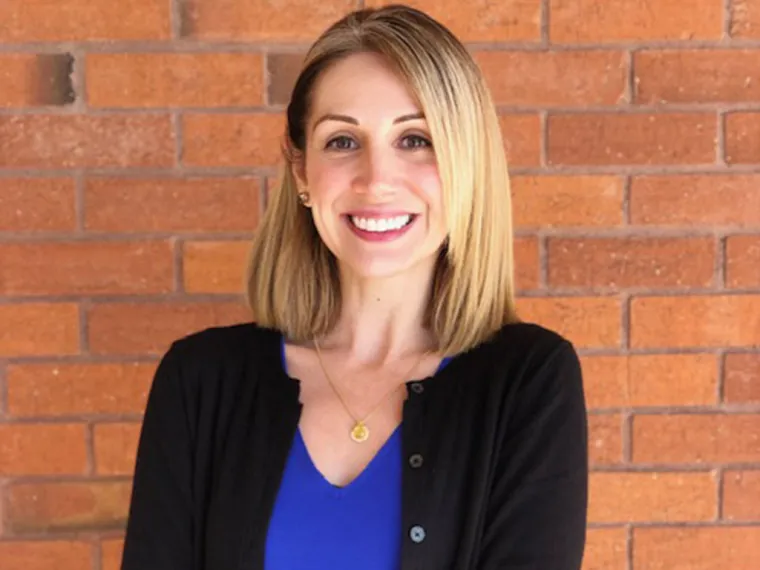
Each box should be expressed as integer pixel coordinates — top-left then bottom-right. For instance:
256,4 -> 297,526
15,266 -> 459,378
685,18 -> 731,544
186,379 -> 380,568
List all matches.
305,157 -> 350,199
414,166 -> 444,207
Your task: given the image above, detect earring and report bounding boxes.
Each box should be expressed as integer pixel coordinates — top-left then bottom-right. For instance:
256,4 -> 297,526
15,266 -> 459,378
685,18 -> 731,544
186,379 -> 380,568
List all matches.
297,191 -> 310,206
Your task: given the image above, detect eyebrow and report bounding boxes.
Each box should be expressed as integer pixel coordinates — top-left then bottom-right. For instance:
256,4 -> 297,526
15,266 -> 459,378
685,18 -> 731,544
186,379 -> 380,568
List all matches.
311,112 -> 425,132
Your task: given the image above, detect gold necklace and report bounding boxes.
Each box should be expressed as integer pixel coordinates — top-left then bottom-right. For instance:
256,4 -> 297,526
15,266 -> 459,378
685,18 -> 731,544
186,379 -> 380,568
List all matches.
313,338 -> 430,443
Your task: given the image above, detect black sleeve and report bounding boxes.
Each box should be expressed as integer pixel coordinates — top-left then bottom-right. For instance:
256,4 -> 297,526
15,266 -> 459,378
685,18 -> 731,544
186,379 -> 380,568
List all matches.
478,340 -> 589,569
121,344 -> 195,570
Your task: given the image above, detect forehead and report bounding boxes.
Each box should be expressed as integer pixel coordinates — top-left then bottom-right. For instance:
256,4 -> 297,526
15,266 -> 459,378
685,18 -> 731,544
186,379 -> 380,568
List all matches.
309,52 -> 421,117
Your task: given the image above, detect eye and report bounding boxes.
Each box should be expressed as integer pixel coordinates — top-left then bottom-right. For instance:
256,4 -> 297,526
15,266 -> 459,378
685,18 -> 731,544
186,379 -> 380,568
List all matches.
399,134 -> 432,150
325,135 -> 358,151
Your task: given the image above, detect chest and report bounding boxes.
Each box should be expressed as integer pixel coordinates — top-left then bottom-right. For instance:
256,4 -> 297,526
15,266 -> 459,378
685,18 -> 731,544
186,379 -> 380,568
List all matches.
286,348 -> 424,488
296,384 -> 407,487
201,351 -> 506,570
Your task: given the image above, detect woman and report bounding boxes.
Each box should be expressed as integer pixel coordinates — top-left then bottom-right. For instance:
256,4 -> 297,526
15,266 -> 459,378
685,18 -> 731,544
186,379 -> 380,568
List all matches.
121,5 -> 588,570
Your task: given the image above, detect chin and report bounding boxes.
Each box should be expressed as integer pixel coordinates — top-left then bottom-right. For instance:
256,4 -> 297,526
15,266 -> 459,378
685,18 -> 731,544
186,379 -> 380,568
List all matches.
339,251 -> 437,281
345,260 -> 412,280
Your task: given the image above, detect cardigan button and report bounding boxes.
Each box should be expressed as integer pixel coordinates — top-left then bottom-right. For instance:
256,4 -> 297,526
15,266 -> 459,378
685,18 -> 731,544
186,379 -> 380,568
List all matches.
409,453 -> 424,468
410,382 -> 424,394
409,525 -> 426,543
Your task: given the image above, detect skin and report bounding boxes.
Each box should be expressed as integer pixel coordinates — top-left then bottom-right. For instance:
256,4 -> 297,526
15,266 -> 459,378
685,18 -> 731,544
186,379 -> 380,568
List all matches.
285,51 -> 450,485
293,51 -> 448,366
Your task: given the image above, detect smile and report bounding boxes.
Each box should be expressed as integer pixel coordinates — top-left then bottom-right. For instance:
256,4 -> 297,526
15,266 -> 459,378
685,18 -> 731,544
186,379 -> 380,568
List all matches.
348,214 -> 413,233
344,213 -> 418,242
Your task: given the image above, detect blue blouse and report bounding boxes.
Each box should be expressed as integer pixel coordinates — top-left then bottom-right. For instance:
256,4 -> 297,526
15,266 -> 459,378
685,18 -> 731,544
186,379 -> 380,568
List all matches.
265,343 -> 450,569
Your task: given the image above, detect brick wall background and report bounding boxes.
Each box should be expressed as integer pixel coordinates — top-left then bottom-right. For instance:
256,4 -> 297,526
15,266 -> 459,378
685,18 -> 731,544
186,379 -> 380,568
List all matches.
1,1 -> 759,569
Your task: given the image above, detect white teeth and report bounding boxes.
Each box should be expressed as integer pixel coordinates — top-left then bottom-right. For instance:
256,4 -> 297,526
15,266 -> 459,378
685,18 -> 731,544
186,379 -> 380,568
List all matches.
350,214 -> 412,232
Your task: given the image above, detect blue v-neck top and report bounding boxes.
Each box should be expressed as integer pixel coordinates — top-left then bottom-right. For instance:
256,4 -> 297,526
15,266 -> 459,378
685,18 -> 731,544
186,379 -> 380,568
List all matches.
264,342 -> 450,570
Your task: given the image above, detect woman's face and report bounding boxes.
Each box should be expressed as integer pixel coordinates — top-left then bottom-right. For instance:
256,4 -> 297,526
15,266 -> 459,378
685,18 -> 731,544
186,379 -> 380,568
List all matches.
295,51 -> 448,280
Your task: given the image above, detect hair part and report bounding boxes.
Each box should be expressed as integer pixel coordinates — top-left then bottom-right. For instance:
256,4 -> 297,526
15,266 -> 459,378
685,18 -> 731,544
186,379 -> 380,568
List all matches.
245,4 -> 520,356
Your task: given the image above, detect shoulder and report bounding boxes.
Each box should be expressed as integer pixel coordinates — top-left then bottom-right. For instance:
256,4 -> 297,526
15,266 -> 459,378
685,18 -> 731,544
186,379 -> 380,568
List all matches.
471,321 -> 584,410
445,321 -> 581,406
146,322 -> 285,426
166,321 -> 278,365
479,321 -> 578,371
153,322 -> 282,400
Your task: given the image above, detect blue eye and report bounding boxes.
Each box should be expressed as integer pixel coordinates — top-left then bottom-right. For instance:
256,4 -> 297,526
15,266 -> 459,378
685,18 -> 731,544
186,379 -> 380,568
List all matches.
400,134 -> 432,149
325,136 -> 357,150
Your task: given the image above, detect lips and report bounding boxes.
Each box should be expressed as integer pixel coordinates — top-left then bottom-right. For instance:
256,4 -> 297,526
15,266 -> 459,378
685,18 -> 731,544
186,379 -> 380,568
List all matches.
348,214 -> 413,233
343,212 -> 418,242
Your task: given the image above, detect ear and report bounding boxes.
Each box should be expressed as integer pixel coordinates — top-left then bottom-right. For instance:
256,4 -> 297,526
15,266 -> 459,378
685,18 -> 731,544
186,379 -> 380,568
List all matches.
291,156 -> 308,193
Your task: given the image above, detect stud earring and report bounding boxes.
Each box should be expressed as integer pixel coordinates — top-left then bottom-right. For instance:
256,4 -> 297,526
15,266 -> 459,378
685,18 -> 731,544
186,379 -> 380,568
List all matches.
297,191 -> 310,206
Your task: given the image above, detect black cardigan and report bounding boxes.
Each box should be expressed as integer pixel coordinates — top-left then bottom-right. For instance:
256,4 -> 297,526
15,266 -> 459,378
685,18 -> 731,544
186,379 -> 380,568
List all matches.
120,321 -> 588,570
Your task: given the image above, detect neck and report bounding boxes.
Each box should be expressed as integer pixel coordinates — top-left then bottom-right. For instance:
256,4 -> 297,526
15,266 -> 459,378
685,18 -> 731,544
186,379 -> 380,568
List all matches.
320,262 -> 437,365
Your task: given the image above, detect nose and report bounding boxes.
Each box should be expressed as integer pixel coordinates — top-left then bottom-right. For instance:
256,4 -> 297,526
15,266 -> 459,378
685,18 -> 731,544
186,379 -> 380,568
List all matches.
354,144 -> 398,198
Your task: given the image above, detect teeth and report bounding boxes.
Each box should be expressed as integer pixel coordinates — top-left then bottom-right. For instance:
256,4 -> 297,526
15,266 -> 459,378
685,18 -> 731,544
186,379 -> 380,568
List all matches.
350,214 -> 412,232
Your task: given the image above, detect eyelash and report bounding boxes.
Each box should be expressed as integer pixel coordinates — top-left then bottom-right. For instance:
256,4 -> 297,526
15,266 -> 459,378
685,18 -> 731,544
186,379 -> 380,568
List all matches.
324,134 -> 432,151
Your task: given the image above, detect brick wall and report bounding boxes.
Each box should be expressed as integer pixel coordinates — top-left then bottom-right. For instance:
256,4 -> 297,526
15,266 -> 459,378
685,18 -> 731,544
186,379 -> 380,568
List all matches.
1,1 -> 759,569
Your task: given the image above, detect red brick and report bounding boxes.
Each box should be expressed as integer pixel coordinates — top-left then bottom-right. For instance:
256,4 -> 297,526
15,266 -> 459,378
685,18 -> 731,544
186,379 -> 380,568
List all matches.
102,539 -> 124,570
732,0 -> 760,38
583,528 -> 627,570
87,53 -> 263,108
7,362 -> 154,417
183,241 -> 250,294
628,354 -> 718,406
84,177 -> 262,233
634,527 -> 760,570
0,424 -> 87,476
0,178 -> 76,232
0,241 -> 174,296
94,423 -> 141,476
635,50 -> 760,104
725,112 -> 760,164
499,114 -> 541,168
476,51 -> 627,106
7,480 -> 131,532
0,54 -> 74,107
550,0 -> 724,42
184,0 -> 356,41
513,237 -> 540,292
630,175 -> 760,227
723,470 -> 760,521
366,0 -> 541,41
633,414 -> 760,464
0,541 -> 92,570
588,414 -> 623,465
724,353 -> 760,404
87,302 -> 251,355
0,115 -> 174,169
0,0 -> 170,41
511,176 -> 624,228
182,114 -> 283,167
589,472 -> 716,523
267,53 -> 304,106
582,354 -> 718,409
548,237 -> 716,289
631,295 -> 760,348
548,113 -> 717,166
0,304 -> 79,357
517,297 -> 621,348
727,235 -> 760,288
581,356 -> 630,409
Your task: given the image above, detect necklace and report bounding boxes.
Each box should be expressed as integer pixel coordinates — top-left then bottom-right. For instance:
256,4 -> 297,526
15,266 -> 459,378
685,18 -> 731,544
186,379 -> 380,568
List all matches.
313,338 -> 430,443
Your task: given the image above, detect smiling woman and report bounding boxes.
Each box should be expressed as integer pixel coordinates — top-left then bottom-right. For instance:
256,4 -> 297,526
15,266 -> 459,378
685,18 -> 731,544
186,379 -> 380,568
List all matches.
249,5 -> 517,353
120,5 -> 588,570
291,52 -> 448,287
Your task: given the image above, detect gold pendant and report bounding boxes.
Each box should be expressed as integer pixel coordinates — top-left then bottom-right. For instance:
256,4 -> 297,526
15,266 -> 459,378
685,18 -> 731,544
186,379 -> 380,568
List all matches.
350,422 -> 369,443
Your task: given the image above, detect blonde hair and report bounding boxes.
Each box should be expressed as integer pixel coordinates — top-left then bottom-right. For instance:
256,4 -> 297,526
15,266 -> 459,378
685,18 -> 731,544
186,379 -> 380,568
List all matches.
246,4 -> 519,356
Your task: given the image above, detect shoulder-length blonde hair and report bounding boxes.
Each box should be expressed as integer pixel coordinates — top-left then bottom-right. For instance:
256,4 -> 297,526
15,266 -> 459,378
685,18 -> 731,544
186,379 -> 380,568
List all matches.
246,4 -> 519,356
